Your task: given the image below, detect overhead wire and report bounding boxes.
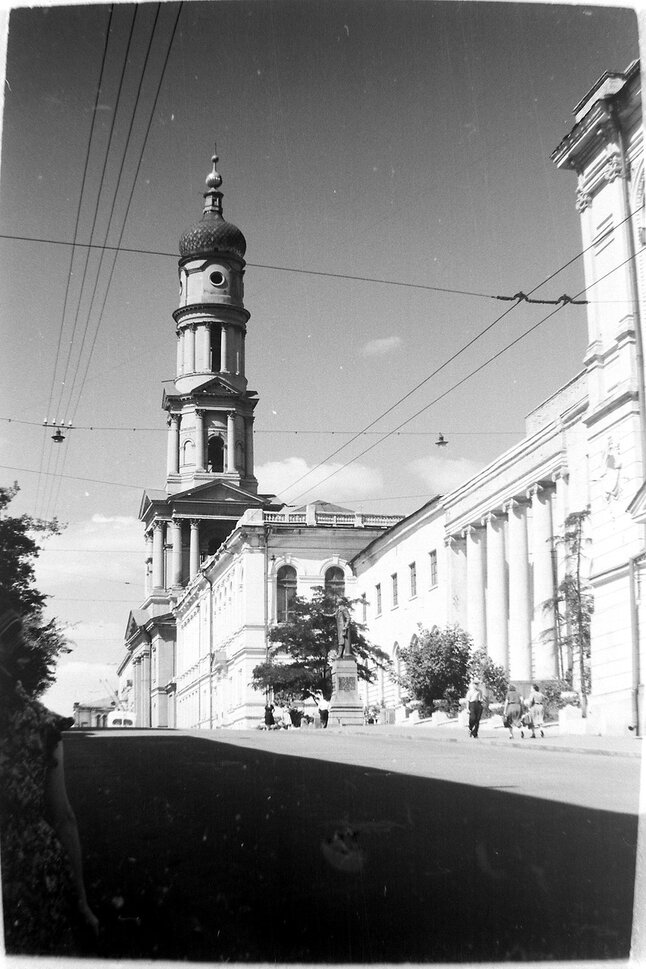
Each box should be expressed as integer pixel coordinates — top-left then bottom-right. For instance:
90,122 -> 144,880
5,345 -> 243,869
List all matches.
283,245 -> 644,506
41,4 -> 140,521
44,3 -> 184,520
36,5 -> 115,518
278,204 -> 643,501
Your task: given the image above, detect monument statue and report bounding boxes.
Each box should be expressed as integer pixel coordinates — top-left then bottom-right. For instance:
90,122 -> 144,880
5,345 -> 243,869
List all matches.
335,604 -> 353,658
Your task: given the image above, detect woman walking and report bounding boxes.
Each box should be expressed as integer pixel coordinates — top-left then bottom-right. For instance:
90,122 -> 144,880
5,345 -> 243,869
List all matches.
503,684 -> 524,739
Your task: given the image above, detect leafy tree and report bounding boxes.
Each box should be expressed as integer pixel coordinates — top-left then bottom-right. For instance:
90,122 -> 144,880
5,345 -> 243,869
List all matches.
467,647 -> 508,703
0,483 -> 69,698
547,510 -> 593,717
396,624 -> 473,716
251,587 -> 391,702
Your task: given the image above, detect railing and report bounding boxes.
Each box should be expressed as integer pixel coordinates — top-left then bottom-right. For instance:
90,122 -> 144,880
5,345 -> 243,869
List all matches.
263,511 -> 403,528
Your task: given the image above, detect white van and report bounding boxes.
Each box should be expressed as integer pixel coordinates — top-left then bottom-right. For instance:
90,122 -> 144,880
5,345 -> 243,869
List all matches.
107,710 -> 136,728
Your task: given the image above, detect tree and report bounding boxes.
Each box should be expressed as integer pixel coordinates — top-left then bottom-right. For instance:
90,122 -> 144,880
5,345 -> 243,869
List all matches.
251,587 -> 391,702
396,624 -> 473,716
467,647 -> 508,703
548,509 -> 593,717
0,483 -> 70,698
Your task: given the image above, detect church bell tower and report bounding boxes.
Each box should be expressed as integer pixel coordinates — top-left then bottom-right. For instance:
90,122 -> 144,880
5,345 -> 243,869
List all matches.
139,149 -> 274,597
165,148 -> 258,494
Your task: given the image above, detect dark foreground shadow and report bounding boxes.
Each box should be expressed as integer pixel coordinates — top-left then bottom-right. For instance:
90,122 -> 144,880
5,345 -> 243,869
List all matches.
15,732 -> 641,963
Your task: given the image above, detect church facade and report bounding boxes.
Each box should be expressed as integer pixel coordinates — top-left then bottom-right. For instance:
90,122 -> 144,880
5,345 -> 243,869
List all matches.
120,62 -> 645,736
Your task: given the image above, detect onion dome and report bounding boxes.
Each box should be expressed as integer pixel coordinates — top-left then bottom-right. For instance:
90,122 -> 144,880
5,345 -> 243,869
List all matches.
178,148 -> 247,261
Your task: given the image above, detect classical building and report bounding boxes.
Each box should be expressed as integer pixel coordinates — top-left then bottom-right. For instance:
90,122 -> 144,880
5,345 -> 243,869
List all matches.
355,61 -> 645,735
121,63 -> 645,736
119,154 -> 401,728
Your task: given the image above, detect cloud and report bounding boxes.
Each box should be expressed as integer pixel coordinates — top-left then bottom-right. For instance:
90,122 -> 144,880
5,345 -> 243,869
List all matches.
256,457 -> 383,504
408,455 -> 484,495
360,336 -> 402,357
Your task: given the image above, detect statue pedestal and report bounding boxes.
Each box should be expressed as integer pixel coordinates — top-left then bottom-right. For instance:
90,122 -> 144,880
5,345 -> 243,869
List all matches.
329,657 -> 364,727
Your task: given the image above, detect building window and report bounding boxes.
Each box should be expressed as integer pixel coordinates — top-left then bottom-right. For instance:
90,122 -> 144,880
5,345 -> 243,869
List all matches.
392,572 -> 398,608
429,550 -> 438,587
375,583 -> 382,616
409,561 -> 417,598
276,565 -> 297,623
207,435 -> 224,472
324,566 -> 345,601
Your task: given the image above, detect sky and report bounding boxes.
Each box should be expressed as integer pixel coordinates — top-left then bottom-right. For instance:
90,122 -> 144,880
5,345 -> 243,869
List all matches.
0,0 -> 640,714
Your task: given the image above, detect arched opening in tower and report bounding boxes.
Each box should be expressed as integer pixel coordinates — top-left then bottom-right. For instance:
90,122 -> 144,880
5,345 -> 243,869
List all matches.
207,435 -> 224,472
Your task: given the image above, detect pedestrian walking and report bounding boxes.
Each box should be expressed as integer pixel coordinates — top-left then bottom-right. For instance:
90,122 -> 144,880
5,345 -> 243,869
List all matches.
526,683 -> 546,738
0,601 -> 99,955
503,684 -> 524,739
264,702 -> 275,727
316,691 -> 330,728
466,681 -> 484,738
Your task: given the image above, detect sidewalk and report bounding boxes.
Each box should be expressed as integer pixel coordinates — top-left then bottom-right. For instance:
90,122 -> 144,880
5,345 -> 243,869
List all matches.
355,720 -> 644,757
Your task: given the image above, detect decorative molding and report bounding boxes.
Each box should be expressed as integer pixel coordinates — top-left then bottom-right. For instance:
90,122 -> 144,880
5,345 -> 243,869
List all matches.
603,152 -> 623,182
575,187 -> 592,212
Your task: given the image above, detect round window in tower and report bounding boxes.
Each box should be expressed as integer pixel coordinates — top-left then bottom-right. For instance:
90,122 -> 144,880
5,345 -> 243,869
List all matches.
210,270 -> 225,287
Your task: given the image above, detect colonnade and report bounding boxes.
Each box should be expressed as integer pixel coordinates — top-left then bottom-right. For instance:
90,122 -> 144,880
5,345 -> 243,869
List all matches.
145,517 -> 202,594
166,410 -> 254,477
176,321 -> 245,377
447,476 -> 567,681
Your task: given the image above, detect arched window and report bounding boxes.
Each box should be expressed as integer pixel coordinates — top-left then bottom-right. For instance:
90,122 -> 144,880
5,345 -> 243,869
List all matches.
210,326 -> 221,372
208,435 -> 224,472
324,566 -> 345,600
277,565 -> 297,623
182,440 -> 194,466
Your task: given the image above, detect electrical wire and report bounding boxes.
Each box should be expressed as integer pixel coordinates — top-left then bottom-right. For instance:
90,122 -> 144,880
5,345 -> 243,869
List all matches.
0,416 -> 522,436
44,4 -> 183,520
36,5 -> 115,518
283,246 -> 644,505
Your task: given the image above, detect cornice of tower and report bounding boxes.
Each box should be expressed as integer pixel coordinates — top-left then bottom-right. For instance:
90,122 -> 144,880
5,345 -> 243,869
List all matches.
172,303 -> 250,326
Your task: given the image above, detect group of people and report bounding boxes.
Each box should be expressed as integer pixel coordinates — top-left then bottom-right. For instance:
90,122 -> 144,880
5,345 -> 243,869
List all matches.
503,683 -> 546,739
465,681 -> 546,740
263,692 -> 330,730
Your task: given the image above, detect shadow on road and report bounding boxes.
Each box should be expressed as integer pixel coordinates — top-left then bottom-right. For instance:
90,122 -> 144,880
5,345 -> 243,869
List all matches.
49,733 -> 639,962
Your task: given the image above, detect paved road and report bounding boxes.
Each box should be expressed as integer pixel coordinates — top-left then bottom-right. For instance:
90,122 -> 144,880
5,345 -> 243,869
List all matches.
61,729 -> 640,963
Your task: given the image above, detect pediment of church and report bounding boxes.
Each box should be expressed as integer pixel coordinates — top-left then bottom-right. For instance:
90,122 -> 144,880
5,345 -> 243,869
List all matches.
170,479 -> 269,506
124,608 -> 149,642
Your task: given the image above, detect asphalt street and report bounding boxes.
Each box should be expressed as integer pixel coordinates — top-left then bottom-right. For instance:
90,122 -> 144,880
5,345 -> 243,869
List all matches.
58,728 -> 640,963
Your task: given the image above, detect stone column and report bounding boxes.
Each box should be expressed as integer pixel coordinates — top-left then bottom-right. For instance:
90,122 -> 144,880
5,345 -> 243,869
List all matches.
245,416 -> 254,478
445,534 -> 467,628
190,519 -> 200,579
166,414 -> 180,476
553,470 -> 569,586
185,324 -> 195,373
221,325 -> 229,372
531,483 -> 558,678
485,511 -> 508,666
171,518 -> 183,587
226,411 -> 236,472
144,531 -> 153,597
140,649 -> 151,728
240,328 -> 246,377
176,330 -> 182,375
134,656 -> 141,727
152,520 -> 165,590
506,497 -> 532,681
195,409 -> 205,471
465,524 -> 486,650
